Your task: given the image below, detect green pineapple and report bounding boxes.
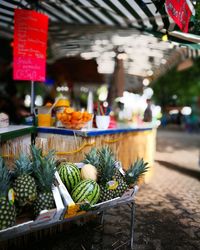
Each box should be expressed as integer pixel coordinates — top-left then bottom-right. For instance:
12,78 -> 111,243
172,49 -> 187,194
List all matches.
31,146 -> 56,217
113,177 -> 128,198
98,147 -> 116,184
13,154 -> 37,207
98,146 -> 128,201
0,157 -> 16,230
83,148 -> 100,167
83,146 -> 129,201
83,148 -> 149,201
125,158 -> 149,186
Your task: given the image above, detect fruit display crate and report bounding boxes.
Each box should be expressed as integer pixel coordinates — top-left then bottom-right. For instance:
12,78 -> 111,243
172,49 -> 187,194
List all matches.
55,170 -> 138,250
55,169 -> 137,216
0,185 -> 65,241
0,180 -> 138,250
0,155 -> 140,250
62,186 -> 138,250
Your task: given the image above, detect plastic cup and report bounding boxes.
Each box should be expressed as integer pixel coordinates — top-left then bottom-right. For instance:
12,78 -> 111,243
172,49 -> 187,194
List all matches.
35,107 -> 51,127
96,115 -> 110,129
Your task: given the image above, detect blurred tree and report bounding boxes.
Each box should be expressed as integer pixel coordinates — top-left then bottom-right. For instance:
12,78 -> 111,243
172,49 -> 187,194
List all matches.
153,57 -> 200,108
193,2 -> 200,35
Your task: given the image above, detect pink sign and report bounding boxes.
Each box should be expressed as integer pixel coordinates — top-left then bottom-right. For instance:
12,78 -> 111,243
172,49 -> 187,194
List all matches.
165,0 -> 193,33
13,9 -> 48,81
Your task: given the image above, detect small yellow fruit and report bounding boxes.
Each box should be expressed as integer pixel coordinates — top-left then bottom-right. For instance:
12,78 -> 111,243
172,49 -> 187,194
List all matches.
80,164 -> 98,181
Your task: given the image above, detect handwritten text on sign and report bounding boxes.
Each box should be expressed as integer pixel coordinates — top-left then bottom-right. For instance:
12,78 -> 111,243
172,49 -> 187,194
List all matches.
165,0 -> 192,33
13,9 -> 48,81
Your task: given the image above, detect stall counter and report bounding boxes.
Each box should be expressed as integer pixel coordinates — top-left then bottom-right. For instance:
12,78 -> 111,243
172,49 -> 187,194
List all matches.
36,124 -> 157,182
0,125 -> 36,159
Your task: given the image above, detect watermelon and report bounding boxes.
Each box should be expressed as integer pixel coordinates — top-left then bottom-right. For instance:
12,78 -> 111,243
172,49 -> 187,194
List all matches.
58,162 -> 81,192
71,180 -> 100,205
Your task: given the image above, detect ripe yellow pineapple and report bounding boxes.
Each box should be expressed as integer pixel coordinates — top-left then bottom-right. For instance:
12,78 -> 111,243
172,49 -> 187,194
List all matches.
13,154 -> 37,207
31,146 -> 56,217
0,157 -> 16,230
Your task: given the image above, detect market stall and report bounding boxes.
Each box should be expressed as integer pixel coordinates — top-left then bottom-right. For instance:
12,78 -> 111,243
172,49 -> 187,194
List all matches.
0,1 -> 199,248
36,124 -> 157,182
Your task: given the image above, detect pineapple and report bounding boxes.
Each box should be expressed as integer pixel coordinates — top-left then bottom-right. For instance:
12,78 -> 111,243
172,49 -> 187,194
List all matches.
83,147 -> 149,202
31,146 -> 56,217
13,154 -> 37,207
0,157 -> 16,230
125,158 -> 149,186
98,146 -> 128,201
113,178 -> 128,198
111,158 -> 149,198
83,148 -> 100,167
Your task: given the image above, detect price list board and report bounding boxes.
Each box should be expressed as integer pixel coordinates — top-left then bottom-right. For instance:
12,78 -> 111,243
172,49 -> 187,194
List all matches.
13,9 -> 48,81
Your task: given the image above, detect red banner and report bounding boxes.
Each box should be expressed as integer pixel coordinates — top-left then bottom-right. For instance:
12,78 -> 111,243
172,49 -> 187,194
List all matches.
13,9 -> 48,81
165,0 -> 193,33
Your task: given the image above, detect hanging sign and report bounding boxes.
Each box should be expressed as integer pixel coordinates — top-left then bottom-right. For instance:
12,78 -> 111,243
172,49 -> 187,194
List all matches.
13,9 -> 48,81
165,0 -> 195,33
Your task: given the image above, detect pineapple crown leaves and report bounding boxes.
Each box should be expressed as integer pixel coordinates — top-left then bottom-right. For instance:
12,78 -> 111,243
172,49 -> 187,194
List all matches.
30,145 -> 56,193
83,146 -> 118,184
83,148 -> 100,167
14,154 -> 33,177
30,144 -> 55,168
98,146 -> 117,184
30,145 -> 43,167
125,158 -> 149,185
33,158 -> 56,193
0,157 -> 11,197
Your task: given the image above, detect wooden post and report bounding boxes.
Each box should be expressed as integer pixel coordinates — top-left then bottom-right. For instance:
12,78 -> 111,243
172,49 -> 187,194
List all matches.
108,58 -> 125,108
31,80 -> 35,115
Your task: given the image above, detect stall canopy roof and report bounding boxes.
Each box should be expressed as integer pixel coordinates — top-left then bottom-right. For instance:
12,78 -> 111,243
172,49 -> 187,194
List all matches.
0,0 -> 200,80
1,0 -> 200,44
1,0 -> 175,34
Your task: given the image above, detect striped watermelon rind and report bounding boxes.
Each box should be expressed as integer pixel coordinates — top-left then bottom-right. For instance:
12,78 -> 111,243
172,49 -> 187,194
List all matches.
58,162 -> 81,192
71,180 -> 100,205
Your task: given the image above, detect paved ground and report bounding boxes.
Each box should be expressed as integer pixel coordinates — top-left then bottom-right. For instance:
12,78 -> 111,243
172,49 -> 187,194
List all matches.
3,129 -> 200,250
132,129 -> 200,250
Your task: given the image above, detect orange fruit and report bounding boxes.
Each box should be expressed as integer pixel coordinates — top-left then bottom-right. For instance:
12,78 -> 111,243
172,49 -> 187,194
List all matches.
56,113 -> 62,120
62,113 -> 68,120
84,113 -> 92,122
45,102 -> 52,107
64,107 -> 74,114
82,111 -> 88,118
66,114 -> 72,122
70,119 -> 78,124
72,111 -> 82,120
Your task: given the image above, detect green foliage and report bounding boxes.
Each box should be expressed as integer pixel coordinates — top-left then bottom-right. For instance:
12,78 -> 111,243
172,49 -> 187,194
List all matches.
14,154 -> 32,176
31,145 -> 56,193
83,146 -> 118,184
193,2 -> 200,35
125,159 -> 149,185
153,58 -> 200,107
0,157 -> 11,197
98,146 -> 116,185
83,148 -> 100,167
